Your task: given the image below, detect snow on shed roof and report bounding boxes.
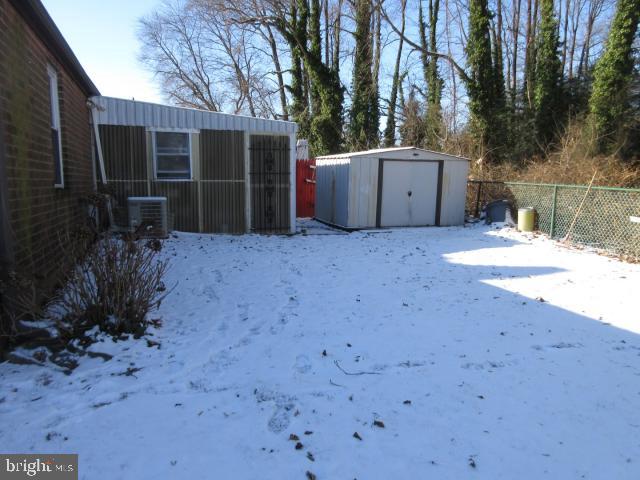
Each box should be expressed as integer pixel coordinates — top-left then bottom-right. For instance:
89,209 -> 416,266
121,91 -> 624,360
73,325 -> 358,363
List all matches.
316,146 -> 469,161
90,96 -> 297,134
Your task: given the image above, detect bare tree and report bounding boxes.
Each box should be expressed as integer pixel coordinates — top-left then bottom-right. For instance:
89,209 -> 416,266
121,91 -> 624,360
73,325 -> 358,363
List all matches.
383,0 -> 406,146
139,0 -> 287,117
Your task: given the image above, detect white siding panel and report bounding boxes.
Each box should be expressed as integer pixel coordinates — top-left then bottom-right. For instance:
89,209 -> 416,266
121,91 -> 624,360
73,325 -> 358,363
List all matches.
440,160 -> 469,226
315,158 -> 350,227
347,156 -> 379,228
91,96 -> 297,135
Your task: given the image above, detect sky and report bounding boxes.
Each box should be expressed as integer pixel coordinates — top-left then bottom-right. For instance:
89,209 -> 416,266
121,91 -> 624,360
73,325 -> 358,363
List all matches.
42,0 -> 164,103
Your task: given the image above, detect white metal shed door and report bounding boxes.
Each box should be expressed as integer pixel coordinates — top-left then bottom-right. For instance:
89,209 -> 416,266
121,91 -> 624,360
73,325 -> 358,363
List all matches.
380,161 -> 439,227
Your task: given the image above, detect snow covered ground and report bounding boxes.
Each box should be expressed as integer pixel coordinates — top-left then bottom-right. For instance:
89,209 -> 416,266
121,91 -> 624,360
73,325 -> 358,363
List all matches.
1,222 -> 640,479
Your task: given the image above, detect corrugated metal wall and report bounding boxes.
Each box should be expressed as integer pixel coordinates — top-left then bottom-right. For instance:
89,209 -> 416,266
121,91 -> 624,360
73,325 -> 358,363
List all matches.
100,125 -> 147,180
440,160 -> 469,226
347,156 -> 379,227
200,130 -> 245,233
91,96 -> 297,135
151,182 -> 199,232
250,135 -> 291,233
99,125 -> 247,233
314,158 -> 350,227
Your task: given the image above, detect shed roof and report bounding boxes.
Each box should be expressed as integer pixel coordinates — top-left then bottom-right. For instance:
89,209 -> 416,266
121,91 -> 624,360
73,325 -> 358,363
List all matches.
316,147 -> 469,161
90,96 -> 298,135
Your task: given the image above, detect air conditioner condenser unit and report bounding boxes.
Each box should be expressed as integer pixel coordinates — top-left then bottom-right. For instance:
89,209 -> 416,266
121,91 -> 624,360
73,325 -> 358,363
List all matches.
127,197 -> 169,238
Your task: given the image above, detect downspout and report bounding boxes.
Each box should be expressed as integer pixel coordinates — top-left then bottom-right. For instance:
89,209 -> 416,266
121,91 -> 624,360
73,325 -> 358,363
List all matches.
87,99 -> 107,184
87,99 -> 114,229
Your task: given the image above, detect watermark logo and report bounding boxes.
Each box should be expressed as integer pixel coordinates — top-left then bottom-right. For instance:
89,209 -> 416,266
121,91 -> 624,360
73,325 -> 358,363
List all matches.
0,455 -> 77,480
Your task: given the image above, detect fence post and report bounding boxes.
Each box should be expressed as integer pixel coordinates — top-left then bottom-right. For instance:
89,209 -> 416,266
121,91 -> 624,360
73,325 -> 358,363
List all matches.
474,182 -> 483,217
550,185 -> 558,237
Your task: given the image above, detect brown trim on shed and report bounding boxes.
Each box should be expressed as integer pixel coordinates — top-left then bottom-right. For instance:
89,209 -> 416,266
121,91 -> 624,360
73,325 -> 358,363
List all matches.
435,161 -> 444,226
375,158 -> 384,228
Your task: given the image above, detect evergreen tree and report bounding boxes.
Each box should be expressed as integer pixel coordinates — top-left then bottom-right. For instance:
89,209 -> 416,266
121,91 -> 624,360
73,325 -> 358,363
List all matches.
383,0 -> 406,147
419,0 -> 444,149
589,0 -> 640,151
533,0 -> 563,147
465,0 -> 505,160
349,0 -> 379,149
309,0 -> 322,116
275,0 -> 343,156
289,0 -> 310,138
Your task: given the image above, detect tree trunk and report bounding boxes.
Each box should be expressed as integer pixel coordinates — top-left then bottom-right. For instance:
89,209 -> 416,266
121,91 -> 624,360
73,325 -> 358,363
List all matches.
511,0 -> 521,103
524,0 -> 533,106
324,0 -> 330,66
349,0 -> 378,149
264,24 -> 289,120
561,0 -> 570,76
308,0 -> 323,116
332,0 -> 343,73
383,0 -> 406,147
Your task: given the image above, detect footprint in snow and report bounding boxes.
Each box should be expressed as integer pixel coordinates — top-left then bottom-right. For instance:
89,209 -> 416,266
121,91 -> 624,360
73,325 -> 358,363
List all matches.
237,303 -> 250,322
294,355 -> 312,374
255,389 -> 297,433
201,285 -> 219,302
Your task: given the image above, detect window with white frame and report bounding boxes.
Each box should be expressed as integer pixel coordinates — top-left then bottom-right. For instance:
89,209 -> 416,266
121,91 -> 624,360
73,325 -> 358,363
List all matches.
47,65 -> 64,188
153,131 -> 192,180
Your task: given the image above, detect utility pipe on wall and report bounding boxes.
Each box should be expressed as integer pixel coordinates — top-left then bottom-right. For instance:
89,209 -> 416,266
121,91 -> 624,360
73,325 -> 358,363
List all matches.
88,100 -> 107,184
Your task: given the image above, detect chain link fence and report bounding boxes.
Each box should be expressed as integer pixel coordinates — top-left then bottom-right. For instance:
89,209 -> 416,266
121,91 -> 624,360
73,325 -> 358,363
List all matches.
468,181 -> 640,259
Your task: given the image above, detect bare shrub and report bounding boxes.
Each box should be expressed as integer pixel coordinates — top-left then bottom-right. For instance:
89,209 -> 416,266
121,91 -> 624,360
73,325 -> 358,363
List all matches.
468,118 -> 640,188
57,234 -> 171,339
0,271 -> 43,343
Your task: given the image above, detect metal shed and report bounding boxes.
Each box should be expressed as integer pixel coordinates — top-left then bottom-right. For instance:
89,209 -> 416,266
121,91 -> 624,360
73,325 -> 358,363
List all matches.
90,96 -> 297,234
315,147 -> 469,229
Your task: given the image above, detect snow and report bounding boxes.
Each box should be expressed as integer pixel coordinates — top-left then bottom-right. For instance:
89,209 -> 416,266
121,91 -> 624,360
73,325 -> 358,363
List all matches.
1,221 -> 639,479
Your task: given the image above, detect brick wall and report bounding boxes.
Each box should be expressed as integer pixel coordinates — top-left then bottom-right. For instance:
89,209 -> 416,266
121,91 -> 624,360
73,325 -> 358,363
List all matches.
0,0 -> 94,291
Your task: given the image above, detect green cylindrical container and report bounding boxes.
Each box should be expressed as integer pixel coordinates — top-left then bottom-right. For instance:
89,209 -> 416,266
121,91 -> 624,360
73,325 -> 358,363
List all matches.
518,207 -> 535,232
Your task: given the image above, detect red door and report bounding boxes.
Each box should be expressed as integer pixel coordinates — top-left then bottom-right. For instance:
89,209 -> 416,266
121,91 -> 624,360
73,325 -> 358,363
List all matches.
296,158 -> 315,217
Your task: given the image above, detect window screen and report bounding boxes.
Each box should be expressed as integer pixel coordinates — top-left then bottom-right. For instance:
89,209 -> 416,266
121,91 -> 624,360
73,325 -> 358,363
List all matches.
154,132 -> 191,180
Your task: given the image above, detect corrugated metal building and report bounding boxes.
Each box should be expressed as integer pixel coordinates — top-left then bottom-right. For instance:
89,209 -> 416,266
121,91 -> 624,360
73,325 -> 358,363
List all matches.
90,96 -> 297,234
315,147 -> 469,229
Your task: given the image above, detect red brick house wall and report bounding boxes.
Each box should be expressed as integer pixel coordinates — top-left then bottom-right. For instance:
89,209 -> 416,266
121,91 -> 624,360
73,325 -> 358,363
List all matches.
0,0 -> 97,292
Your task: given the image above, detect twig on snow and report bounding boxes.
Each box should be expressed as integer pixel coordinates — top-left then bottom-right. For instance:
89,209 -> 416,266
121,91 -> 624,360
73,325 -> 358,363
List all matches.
329,378 -> 346,388
334,360 -> 381,376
